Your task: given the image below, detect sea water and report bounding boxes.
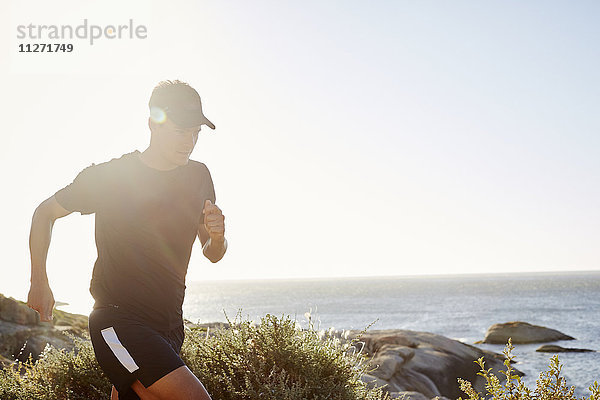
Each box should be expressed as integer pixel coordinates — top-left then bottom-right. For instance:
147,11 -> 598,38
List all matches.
183,271 -> 600,397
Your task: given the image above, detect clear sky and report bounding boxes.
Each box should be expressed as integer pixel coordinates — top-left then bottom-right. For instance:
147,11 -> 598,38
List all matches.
1,0 -> 598,314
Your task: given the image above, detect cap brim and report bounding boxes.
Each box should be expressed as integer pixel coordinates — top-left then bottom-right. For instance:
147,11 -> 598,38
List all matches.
203,117 -> 215,130
167,110 -> 215,130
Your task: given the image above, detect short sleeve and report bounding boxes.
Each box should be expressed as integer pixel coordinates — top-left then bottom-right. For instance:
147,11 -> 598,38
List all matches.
196,163 -> 216,215
54,163 -> 104,215
203,165 -> 216,205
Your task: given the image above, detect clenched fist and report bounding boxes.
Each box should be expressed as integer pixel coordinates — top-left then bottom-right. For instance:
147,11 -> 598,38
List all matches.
203,199 -> 225,242
27,280 -> 55,322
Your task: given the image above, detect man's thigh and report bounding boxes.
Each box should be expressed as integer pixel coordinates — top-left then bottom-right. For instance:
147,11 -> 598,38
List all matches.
131,366 -> 211,400
89,307 -> 186,398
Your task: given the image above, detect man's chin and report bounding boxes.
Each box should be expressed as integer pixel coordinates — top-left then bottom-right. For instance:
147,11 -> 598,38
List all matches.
173,153 -> 191,165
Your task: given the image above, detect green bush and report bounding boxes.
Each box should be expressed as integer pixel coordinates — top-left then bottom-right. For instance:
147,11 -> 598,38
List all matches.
458,339 -> 600,400
181,313 -> 390,400
0,313 -> 389,399
0,335 -> 111,400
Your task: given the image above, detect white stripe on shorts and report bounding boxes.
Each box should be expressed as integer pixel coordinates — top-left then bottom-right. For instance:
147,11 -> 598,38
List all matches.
101,327 -> 140,373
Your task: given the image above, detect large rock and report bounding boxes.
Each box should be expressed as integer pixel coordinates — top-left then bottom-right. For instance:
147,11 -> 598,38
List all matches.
0,321 -> 77,362
345,329 -> 521,400
0,294 -> 88,364
479,322 -> 575,344
536,345 -> 595,353
0,294 -> 40,325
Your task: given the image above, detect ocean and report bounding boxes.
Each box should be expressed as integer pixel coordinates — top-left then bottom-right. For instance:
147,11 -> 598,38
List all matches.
183,271 -> 600,397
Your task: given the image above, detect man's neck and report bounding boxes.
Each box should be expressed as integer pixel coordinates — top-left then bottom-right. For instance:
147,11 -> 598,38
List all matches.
138,148 -> 179,171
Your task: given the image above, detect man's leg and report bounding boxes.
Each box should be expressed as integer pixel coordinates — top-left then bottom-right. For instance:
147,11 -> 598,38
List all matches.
130,366 -> 211,400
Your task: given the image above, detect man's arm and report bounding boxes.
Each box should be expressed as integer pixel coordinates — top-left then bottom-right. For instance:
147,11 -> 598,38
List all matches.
197,199 -> 227,263
27,195 -> 73,321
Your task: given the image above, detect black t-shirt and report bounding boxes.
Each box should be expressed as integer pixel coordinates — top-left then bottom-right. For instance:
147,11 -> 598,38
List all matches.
54,150 -> 216,332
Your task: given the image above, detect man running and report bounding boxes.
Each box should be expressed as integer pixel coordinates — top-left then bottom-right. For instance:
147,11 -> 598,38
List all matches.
27,80 -> 226,399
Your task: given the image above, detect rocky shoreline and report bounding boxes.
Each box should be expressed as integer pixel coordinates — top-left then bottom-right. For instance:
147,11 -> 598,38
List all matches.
1,293 -> 593,400
350,329 -> 521,400
0,294 -> 88,367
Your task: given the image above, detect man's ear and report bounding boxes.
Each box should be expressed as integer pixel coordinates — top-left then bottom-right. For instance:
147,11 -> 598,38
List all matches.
148,118 -> 160,142
148,117 -> 160,134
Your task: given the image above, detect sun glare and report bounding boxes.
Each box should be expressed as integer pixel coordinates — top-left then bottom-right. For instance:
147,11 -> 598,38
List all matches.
150,106 -> 167,124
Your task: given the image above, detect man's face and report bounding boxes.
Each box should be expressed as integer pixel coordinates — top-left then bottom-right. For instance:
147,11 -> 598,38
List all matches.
152,117 -> 202,166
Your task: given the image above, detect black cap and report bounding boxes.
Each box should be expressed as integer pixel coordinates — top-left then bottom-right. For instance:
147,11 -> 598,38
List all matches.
149,81 -> 215,129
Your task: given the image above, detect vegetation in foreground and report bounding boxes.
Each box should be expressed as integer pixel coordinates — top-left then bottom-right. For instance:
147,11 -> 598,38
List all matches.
458,339 -> 600,400
1,316 -> 599,400
0,313 -> 389,400
181,313 -> 389,400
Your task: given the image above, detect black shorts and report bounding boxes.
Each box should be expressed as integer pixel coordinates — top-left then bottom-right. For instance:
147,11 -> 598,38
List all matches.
88,305 -> 185,400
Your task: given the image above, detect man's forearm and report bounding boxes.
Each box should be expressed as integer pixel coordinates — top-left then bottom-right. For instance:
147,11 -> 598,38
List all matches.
28,207 -> 57,322
202,238 -> 227,263
29,208 -> 55,282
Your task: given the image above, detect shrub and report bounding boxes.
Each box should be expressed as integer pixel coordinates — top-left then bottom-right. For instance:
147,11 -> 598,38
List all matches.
0,335 -> 111,400
458,339 -> 600,400
181,313 -> 390,400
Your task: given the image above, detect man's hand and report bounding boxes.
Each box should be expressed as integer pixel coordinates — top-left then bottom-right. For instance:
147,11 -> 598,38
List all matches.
27,280 -> 55,322
203,199 -> 225,242
201,199 -> 227,263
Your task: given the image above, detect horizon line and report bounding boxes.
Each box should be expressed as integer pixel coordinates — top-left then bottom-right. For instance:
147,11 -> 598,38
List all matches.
188,268 -> 600,284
